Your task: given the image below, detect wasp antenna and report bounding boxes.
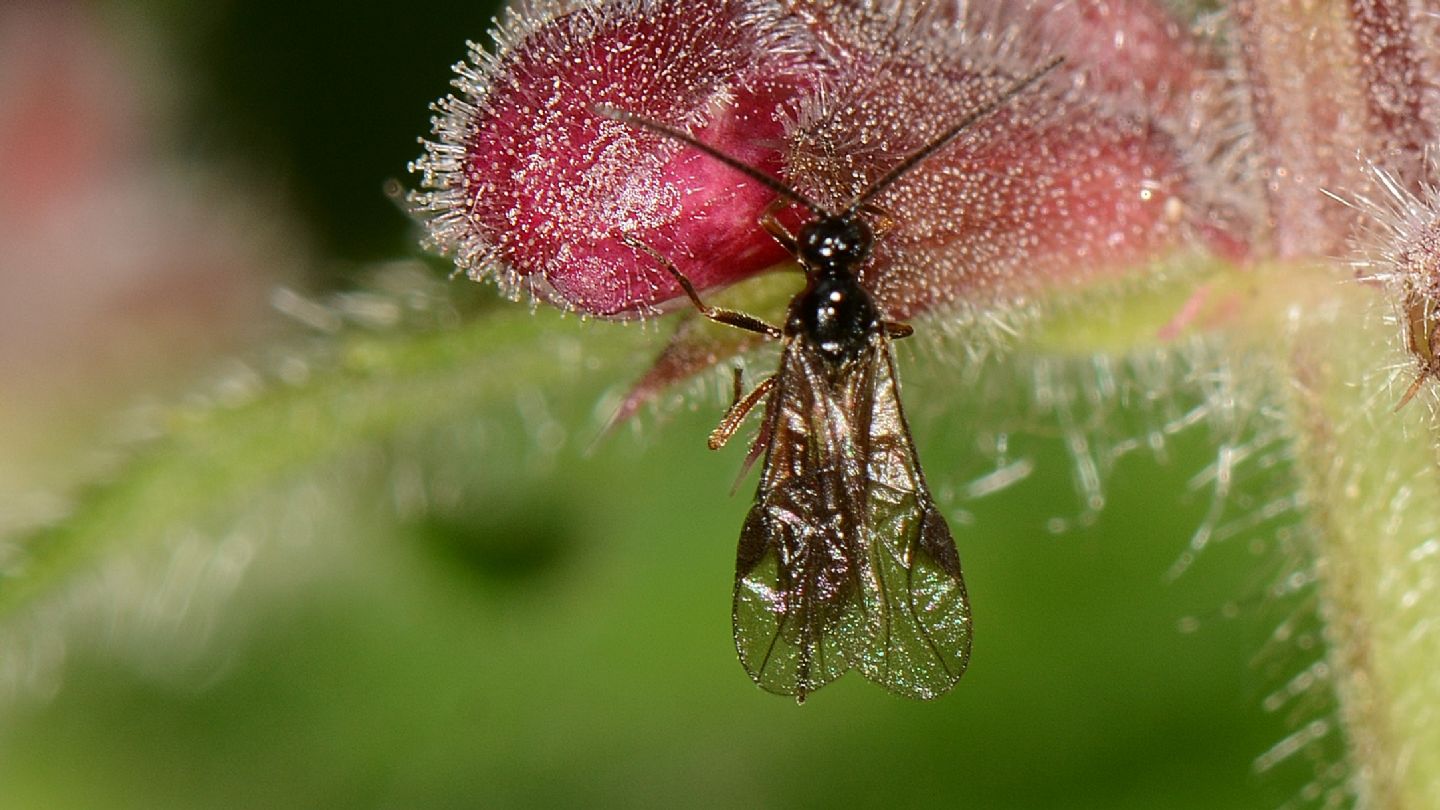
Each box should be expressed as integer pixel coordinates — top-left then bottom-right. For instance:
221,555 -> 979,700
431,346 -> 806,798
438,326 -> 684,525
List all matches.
592,104 -> 831,217
846,55 -> 1065,215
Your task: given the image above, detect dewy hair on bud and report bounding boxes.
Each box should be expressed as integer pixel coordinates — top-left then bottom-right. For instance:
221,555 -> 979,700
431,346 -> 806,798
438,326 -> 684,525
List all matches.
407,0 -> 823,317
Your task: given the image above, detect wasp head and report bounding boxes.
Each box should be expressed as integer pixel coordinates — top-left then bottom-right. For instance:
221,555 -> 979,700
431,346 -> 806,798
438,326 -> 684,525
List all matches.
797,216 -> 873,275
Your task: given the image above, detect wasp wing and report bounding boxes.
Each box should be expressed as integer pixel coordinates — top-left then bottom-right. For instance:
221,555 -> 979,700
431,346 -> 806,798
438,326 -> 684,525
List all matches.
732,335 -> 971,701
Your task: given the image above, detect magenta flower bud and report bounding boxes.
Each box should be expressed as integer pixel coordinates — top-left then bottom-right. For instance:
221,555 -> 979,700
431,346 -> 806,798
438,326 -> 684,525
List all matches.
413,1 -> 1241,323
409,0 -> 821,317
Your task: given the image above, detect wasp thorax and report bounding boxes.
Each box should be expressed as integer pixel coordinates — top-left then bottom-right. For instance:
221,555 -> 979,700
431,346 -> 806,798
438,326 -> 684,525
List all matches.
789,272 -> 880,360
798,217 -> 873,270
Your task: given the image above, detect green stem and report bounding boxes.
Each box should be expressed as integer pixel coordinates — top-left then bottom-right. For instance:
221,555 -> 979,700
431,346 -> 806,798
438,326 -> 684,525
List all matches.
1031,257 -> 1440,807
1282,275 -> 1440,809
0,309 -> 645,619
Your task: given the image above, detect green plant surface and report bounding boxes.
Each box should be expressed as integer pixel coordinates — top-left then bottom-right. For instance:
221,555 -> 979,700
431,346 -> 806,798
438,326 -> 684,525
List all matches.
0,299 -> 1312,808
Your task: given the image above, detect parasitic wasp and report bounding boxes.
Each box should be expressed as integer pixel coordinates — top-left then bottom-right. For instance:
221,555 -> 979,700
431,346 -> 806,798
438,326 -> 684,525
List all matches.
599,56 -> 1062,702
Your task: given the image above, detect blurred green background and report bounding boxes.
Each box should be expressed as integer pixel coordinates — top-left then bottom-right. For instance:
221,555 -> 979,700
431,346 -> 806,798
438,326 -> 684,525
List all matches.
0,1 -> 1325,807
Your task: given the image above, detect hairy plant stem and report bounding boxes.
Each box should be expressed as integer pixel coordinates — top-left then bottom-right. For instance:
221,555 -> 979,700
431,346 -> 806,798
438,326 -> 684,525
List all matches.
1235,2 -> 1440,799
1027,258 -> 1440,807
0,309 -> 646,620
1281,273 -> 1440,810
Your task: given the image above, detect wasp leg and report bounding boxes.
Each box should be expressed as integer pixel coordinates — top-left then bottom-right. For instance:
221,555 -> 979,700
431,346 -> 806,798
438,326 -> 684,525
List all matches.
760,198 -> 798,255
1396,293 -> 1440,411
709,374 -> 776,450
857,201 -> 897,239
727,366 -> 745,403
1396,374 -> 1429,411
884,320 -> 914,339
621,235 -> 781,339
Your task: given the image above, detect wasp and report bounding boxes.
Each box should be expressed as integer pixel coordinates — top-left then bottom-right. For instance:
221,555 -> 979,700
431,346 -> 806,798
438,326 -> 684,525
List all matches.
600,57 -> 1061,701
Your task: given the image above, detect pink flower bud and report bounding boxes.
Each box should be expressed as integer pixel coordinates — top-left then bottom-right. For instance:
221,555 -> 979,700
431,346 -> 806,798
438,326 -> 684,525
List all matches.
412,1 -> 1240,321
409,0 -> 821,316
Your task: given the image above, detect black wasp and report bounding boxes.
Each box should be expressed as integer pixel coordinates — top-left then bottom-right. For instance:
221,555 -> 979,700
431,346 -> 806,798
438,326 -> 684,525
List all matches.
600,58 -> 1061,702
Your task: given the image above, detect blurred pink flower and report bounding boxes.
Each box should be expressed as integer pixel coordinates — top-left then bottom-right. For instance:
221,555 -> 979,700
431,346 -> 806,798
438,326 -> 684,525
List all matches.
0,1 -> 299,409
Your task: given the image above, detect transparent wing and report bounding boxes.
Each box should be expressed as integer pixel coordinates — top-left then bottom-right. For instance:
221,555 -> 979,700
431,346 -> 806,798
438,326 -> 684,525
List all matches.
732,337 -> 971,701
733,478 -> 855,699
